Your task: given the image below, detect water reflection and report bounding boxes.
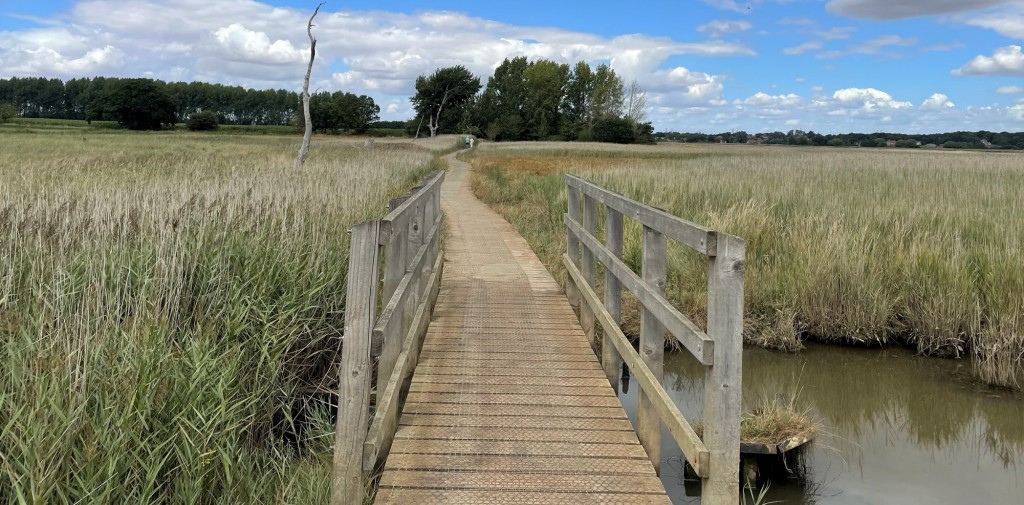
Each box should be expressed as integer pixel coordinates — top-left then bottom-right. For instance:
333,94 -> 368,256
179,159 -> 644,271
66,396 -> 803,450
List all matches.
617,343 -> 1024,504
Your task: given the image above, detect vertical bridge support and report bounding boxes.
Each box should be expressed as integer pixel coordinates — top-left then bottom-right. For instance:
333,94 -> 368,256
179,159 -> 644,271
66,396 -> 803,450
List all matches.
563,175 -> 744,505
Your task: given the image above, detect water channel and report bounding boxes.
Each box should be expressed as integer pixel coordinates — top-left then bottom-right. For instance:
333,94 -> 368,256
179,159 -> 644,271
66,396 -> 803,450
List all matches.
616,343 -> 1024,504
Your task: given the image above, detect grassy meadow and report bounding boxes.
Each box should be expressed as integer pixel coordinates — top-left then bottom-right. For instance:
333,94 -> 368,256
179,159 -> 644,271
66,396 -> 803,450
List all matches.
0,131 -> 439,503
466,142 -> 1024,388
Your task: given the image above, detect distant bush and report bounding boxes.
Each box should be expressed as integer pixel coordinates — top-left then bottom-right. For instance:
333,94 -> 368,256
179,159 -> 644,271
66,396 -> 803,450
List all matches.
591,116 -> 636,144
186,111 -> 219,131
0,103 -> 17,123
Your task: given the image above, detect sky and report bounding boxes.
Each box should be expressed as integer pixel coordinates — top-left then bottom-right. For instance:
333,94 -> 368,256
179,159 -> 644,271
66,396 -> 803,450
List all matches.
1,0 -> 1023,133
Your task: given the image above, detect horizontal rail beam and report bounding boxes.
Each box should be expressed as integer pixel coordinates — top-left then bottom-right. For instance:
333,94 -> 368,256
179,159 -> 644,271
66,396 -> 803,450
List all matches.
563,253 -> 710,477
379,171 -> 444,244
565,175 -> 717,256
373,213 -> 443,352
565,214 -> 714,366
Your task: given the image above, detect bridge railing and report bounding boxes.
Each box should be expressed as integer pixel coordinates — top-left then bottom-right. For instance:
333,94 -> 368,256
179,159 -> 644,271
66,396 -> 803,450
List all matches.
332,171 -> 445,505
563,174 -> 744,505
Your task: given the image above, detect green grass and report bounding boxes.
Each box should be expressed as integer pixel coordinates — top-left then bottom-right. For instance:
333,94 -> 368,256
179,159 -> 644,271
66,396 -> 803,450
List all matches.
467,142 -> 1024,388
0,132 -> 436,503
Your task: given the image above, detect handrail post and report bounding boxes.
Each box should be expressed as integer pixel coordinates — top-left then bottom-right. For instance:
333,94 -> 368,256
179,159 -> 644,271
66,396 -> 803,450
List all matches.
603,208 -> 624,391
378,198 -> 408,389
331,220 -> 381,505
566,183 -> 581,310
581,194 -> 598,349
702,235 -> 745,505
638,224 -> 666,475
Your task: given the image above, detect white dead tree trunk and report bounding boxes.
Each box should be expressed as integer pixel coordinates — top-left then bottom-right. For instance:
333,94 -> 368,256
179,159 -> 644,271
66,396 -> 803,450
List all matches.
427,87 -> 451,138
295,2 -> 324,169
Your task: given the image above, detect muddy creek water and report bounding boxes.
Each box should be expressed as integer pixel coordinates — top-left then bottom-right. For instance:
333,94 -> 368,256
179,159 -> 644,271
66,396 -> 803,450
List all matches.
616,343 -> 1023,504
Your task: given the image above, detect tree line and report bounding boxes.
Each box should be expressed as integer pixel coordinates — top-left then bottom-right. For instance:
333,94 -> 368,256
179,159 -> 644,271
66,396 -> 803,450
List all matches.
657,129 -> 1024,150
0,76 -> 379,132
410,58 -> 654,144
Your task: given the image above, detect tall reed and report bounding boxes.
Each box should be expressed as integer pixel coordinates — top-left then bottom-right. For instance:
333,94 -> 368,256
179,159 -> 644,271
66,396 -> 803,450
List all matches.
468,143 -> 1024,388
0,133 -> 435,503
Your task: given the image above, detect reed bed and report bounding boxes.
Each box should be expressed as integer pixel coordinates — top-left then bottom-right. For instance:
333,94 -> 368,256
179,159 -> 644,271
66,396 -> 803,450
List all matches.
0,132 -> 435,503
467,143 -> 1024,388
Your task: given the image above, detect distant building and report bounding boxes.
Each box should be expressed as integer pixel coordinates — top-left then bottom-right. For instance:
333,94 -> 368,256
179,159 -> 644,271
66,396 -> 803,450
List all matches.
886,139 -> 897,147
746,135 -> 765,145
981,139 -> 992,148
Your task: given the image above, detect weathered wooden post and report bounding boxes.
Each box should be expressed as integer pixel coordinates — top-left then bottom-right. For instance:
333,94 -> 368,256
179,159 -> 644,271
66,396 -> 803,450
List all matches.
565,183 -> 581,310
331,220 -> 381,505
702,235 -> 745,505
603,207 -> 624,390
581,194 -> 598,348
378,199 -> 407,390
637,224 -> 666,475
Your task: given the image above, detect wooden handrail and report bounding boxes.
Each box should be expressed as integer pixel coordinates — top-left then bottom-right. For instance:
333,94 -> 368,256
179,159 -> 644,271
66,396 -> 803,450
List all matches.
332,172 -> 445,505
564,174 -> 743,505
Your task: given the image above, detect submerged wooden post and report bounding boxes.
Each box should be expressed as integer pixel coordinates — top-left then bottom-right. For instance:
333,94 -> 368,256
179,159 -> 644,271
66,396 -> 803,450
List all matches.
637,224 -> 666,475
581,194 -> 598,348
332,220 -> 381,505
603,207 -> 624,390
702,235 -> 745,505
566,184 -> 581,310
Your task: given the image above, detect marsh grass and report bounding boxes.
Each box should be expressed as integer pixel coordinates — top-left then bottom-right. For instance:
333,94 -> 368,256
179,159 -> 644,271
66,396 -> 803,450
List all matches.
466,143 -> 1024,388
0,133 -> 435,502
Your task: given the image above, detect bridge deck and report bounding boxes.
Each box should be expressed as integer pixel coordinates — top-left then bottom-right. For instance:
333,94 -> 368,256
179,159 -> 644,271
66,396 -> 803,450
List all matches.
374,154 -> 670,504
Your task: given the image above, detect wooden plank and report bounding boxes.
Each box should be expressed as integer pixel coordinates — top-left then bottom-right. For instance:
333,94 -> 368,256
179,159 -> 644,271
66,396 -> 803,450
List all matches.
702,234 -> 745,505
399,413 -> 633,431
409,375 -> 610,388
407,383 -> 615,397
383,453 -> 656,474
415,359 -> 602,371
400,403 -> 628,419
416,352 -> 598,362
638,225 -> 666,475
565,174 -> 717,256
376,489 -> 671,505
563,253 -> 710,478
389,438 -> 645,458
395,425 -> 641,444
402,392 -> 622,408
379,470 -> 666,495
604,207 -> 624,389
378,171 -> 444,244
331,220 -> 380,505
566,215 -> 715,365
411,367 -> 604,378
362,250 -> 443,471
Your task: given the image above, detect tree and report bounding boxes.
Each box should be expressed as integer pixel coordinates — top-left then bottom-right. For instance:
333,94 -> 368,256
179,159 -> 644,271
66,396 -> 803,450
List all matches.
590,64 -> 625,123
522,60 -> 569,139
591,116 -> 636,144
306,91 -> 379,133
560,62 -> 593,139
295,2 -> 323,169
625,79 -> 647,125
0,103 -> 16,123
411,65 -> 481,137
87,78 -> 177,130
186,110 -> 219,131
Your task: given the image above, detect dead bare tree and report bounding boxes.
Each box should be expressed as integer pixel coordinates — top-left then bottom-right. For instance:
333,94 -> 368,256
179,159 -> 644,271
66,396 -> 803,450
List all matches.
626,79 -> 648,125
426,87 -> 451,138
294,2 -> 324,169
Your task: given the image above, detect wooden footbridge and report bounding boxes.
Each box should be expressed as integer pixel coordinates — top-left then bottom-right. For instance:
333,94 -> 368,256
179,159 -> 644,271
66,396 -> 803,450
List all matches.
331,153 -> 745,504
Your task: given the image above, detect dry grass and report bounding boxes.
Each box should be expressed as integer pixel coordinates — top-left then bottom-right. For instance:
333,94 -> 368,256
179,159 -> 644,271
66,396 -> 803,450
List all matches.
466,142 -> 1024,388
0,132 -> 437,503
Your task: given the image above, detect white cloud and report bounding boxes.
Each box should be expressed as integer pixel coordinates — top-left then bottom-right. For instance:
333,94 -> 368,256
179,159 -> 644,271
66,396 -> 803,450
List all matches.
826,0 -> 1018,20
966,4 -> 1024,38
953,45 -> 1024,76
214,23 -> 304,65
698,20 -> 753,36
646,67 -> 727,107
832,88 -> 913,111
702,0 -> 751,14
850,35 -> 917,55
921,93 -> 956,109
816,27 -> 857,40
997,85 -> 1024,94
784,41 -> 822,55
1010,99 -> 1024,120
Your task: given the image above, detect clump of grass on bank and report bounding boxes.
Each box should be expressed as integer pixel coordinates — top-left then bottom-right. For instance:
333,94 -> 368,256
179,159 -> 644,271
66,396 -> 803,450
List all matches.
465,143 -> 1024,388
694,392 -> 816,446
0,133 -> 435,503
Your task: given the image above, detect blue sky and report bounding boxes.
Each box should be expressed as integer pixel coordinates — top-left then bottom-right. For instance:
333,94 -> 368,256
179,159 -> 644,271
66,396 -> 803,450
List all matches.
2,0 -> 1023,133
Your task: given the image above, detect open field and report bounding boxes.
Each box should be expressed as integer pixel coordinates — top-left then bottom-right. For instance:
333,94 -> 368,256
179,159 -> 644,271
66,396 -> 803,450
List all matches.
467,142 -> 1024,388
0,132 -> 438,503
